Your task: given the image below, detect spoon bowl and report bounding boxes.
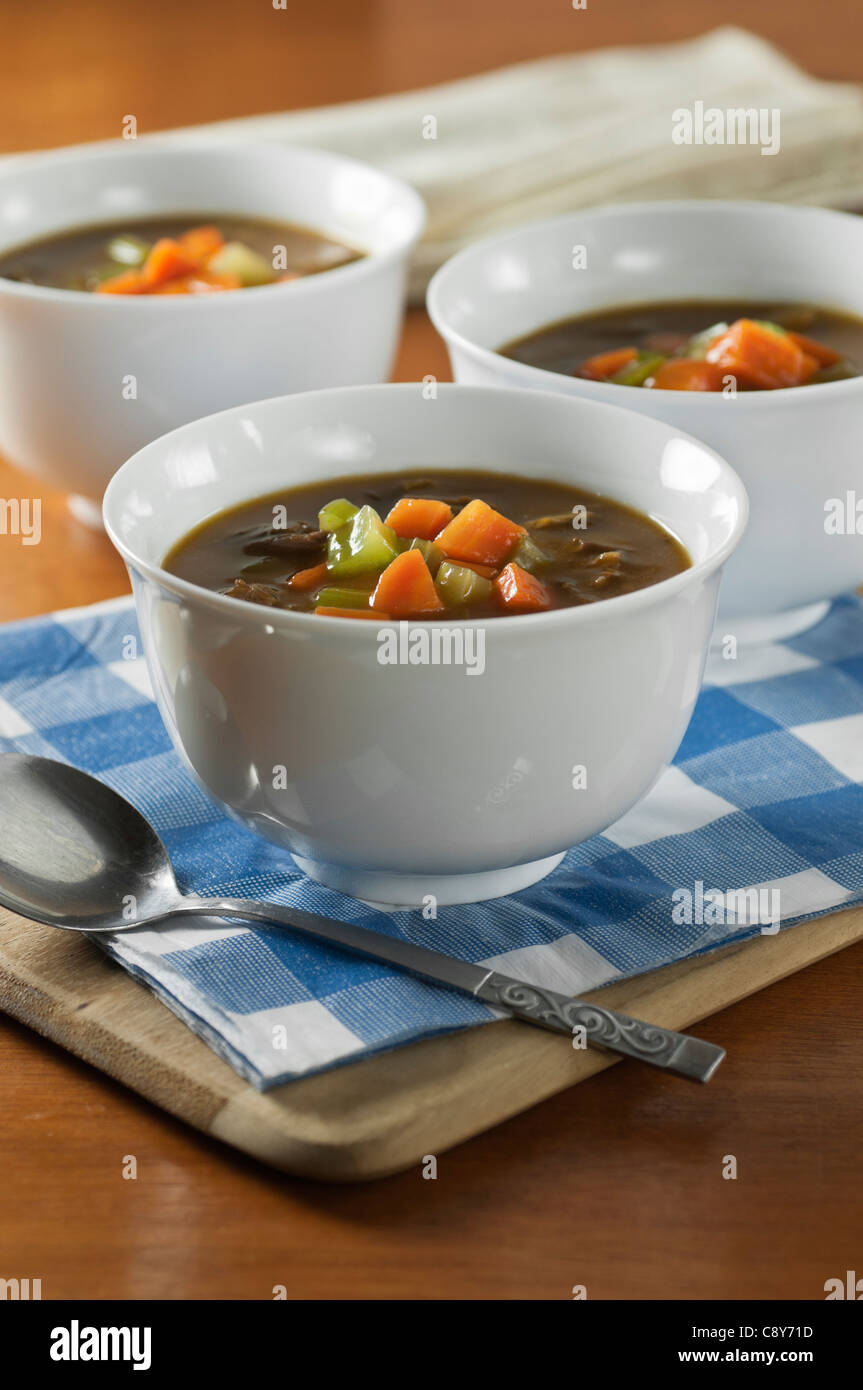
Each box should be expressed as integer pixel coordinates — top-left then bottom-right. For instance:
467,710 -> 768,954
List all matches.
0,754 -> 181,930
0,753 -> 725,1081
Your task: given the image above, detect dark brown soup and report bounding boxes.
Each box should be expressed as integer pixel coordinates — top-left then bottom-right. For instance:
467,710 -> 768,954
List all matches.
0,213 -> 362,294
503,301 -> 863,391
164,470 -> 690,621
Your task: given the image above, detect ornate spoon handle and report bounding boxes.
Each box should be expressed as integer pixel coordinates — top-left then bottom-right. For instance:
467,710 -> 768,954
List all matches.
474,971 -> 725,1083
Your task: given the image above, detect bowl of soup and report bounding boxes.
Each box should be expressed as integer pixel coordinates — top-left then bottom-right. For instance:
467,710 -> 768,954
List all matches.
0,140 -> 425,518
427,201 -> 863,643
103,383 -> 747,907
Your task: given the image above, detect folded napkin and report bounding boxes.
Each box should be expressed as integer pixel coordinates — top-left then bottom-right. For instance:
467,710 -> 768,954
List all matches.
1,595 -> 861,1088
3,27 -> 863,300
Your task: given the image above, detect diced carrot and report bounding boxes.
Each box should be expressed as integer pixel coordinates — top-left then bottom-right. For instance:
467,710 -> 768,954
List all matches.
385,496 -> 453,540
648,359 -> 726,391
178,225 -> 224,265
150,277 -> 194,295
151,271 -> 241,295
189,271 -> 242,291
95,269 -> 147,295
787,331 -> 843,368
435,498 -> 526,567
140,238 -> 198,288
494,563 -> 552,614
289,563 -> 329,591
315,607 -> 388,619
706,319 -> 817,389
371,549 -> 444,617
576,347 -> 638,381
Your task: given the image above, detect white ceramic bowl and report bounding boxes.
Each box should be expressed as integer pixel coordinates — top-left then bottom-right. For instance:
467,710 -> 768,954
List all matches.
104,384 -> 746,907
428,201 -> 863,643
0,141 -> 425,516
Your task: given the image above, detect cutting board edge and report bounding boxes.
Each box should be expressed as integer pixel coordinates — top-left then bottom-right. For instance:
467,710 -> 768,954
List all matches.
2,905 -> 863,1181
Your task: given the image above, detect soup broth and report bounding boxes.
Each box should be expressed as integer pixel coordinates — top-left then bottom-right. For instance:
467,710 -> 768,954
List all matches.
503,301 -> 863,390
165,469 -> 690,621
0,213 -> 362,293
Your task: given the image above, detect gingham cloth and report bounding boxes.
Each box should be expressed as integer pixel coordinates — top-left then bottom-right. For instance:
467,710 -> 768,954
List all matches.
1,593 -> 861,1089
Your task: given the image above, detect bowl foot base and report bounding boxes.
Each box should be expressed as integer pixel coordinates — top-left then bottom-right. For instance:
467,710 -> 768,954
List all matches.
291,851 -> 567,908
713,600 -> 830,648
67,493 -> 105,530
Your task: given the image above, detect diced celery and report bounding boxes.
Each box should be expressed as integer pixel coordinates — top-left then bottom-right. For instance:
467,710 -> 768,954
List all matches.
207,240 -> 275,287
106,234 -> 151,267
436,560 -> 493,607
510,534 -> 551,573
316,586 -> 372,610
611,352 -> 666,387
408,537 -> 443,575
685,323 -> 729,359
318,498 -> 359,532
326,505 -> 399,578
752,320 -> 789,336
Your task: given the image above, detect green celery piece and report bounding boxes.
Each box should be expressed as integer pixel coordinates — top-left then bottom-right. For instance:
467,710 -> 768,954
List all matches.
510,534 -> 551,573
326,505 -> 399,579
408,537 -> 443,575
316,586 -> 373,610
106,234 -> 151,267
319,498 -> 359,532
208,241 -> 275,287
752,320 -> 789,335
436,560 -> 493,607
685,323 -> 729,359
611,352 -> 666,387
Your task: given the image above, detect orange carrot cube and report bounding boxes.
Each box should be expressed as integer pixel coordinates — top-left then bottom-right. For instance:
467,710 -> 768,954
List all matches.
95,270 -> 147,295
371,549 -> 444,617
648,359 -> 726,391
706,319 -> 817,389
384,497 -> 453,540
141,238 -> 198,288
435,498 -> 526,567
178,225 -> 225,265
289,563 -> 329,592
787,331 -> 842,368
494,563 -> 552,614
576,347 -> 638,381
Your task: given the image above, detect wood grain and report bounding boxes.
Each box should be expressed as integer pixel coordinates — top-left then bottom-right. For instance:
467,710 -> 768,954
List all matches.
1,0 -> 862,1299
3,905 -> 863,1185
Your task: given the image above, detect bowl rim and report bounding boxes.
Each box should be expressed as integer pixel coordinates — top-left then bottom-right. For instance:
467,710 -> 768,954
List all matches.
103,381 -> 749,634
426,198 -> 863,405
0,139 -> 427,308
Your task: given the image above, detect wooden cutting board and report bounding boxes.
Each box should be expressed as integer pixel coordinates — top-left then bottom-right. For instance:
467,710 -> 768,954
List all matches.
2,902 -> 862,1181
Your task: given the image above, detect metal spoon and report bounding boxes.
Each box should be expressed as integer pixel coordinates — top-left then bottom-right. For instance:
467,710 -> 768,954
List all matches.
0,754 -> 725,1082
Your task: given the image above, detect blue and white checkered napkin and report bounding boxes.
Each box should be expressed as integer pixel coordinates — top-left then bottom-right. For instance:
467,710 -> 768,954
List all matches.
2,593 -> 862,1089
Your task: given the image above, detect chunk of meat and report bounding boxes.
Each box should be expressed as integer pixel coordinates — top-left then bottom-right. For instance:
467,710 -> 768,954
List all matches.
225,578 -> 284,606
243,528 -> 327,556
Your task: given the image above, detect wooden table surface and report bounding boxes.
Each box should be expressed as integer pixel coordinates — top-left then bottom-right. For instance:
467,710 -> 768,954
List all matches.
1,0 -> 861,1301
